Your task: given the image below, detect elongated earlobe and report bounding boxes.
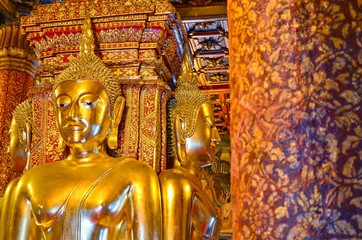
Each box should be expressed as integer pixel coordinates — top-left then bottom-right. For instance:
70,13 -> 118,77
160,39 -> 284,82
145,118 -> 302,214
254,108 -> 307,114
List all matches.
107,96 -> 125,150
175,115 -> 187,165
24,122 -> 32,171
57,135 -> 66,153
107,127 -> 118,150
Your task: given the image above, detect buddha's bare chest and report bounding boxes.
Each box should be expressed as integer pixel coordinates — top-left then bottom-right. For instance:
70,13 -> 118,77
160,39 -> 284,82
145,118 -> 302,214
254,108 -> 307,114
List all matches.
26,168 -> 130,226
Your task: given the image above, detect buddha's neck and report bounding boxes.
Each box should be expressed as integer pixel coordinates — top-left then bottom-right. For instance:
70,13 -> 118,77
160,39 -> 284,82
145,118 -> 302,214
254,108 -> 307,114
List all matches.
68,145 -> 108,163
175,160 -> 203,188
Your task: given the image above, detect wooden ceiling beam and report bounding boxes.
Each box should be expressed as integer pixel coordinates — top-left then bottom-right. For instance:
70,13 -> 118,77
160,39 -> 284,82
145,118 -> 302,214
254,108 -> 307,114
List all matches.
177,6 -> 226,20
0,0 -> 19,22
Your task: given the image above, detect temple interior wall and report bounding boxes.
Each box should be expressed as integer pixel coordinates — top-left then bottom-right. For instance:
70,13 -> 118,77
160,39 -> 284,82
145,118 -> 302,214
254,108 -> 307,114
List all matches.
0,0 -> 360,238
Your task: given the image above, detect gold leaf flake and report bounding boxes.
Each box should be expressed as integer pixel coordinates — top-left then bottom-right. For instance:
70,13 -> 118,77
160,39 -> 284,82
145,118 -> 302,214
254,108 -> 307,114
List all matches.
341,90 -> 361,105
342,157 -> 356,178
349,3 -> 357,19
342,23 -> 350,39
330,37 -> 346,49
342,135 -> 360,154
350,197 -> 362,209
275,206 -> 288,219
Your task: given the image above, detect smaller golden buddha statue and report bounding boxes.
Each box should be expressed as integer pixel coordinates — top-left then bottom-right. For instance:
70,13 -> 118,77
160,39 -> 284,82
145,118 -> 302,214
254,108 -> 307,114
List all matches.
8,100 -> 33,173
0,100 -> 33,238
1,16 -> 162,240
159,54 -> 221,239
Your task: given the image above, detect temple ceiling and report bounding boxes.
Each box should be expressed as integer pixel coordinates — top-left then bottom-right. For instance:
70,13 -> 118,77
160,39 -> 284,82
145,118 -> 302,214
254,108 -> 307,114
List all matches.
0,0 -> 230,135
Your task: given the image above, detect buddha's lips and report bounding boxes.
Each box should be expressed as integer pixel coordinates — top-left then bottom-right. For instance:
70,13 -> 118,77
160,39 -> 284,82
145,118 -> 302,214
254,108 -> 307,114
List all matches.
64,122 -> 86,131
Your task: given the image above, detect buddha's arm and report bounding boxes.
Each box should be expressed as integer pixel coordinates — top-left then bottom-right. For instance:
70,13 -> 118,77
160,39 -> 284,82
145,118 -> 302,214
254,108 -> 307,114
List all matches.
192,193 -> 220,239
0,178 -> 20,239
159,171 -> 193,240
7,181 -> 34,240
128,162 -> 162,240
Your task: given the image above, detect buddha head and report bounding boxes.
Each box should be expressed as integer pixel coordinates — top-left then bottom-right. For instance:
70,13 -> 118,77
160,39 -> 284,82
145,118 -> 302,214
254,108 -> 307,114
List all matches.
8,100 -> 33,173
53,16 -> 124,152
168,72 -> 220,170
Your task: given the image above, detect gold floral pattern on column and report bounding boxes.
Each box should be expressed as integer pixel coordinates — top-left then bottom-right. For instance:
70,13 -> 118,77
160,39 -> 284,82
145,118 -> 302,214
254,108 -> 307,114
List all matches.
229,0 -> 362,239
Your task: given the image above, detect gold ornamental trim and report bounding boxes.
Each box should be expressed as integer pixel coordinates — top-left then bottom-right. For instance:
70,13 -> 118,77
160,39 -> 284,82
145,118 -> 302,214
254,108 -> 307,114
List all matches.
21,0 -> 174,26
176,6 -> 226,19
0,57 -> 38,77
0,23 -> 38,77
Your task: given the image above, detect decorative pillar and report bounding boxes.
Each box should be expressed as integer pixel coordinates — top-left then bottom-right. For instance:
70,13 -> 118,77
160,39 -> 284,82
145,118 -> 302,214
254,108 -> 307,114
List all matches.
229,0 -> 362,239
137,82 -> 172,171
27,84 -> 65,167
0,23 -> 38,196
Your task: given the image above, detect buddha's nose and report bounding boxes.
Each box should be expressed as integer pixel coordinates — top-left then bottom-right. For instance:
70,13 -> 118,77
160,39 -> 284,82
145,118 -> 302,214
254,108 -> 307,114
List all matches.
69,103 -> 81,120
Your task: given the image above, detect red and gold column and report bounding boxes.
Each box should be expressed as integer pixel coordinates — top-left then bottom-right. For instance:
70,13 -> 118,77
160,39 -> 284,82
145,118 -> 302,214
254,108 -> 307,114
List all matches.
229,0 -> 362,238
0,23 -> 38,196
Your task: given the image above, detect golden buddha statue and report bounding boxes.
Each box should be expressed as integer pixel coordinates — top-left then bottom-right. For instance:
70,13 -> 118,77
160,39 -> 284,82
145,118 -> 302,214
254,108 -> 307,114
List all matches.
159,56 -> 221,239
0,100 -> 33,238
8,100 -> 33,173
0,16 -> 162,240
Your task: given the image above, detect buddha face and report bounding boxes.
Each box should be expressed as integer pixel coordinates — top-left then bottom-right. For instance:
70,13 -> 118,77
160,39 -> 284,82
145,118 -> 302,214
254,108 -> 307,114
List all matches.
54,79 -> 111,151
185,103 -> 220,166
8,118 -> 27,172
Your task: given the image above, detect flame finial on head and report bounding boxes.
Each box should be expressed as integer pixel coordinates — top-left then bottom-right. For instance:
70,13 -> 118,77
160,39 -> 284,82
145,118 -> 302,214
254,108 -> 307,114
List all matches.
180,44 -> 194,76
53,16 -> 121,112
80,15 -> 95,54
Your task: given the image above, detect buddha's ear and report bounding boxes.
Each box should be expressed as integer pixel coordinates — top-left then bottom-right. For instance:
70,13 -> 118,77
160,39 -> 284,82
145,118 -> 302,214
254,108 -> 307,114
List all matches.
112,96 -> 125,127
175,115 -> 185,144
24,122 -> 32,171
175,115 -> 187,165
24,122 -> 31,150
107,96 -> 125,150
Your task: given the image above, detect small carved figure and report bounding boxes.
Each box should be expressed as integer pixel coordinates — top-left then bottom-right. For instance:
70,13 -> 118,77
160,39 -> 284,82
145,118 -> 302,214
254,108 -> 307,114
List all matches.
204,56 -> 225,68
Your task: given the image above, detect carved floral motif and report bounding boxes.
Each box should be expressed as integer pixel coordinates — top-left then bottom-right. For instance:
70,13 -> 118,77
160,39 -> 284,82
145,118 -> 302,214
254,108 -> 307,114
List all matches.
229,0 -> 362,238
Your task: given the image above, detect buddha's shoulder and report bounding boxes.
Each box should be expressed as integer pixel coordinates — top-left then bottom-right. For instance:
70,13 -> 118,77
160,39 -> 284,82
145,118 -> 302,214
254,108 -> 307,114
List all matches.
159,167 -> 183,177
3,177 -> 20,196
21,161 -> 62,175
6,177 -> 20,189
114,156 -> 141,164
159,168 -> 196,186
17,161 -> 64,180
111,157 -> 156,173
159,167 -> 190,177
